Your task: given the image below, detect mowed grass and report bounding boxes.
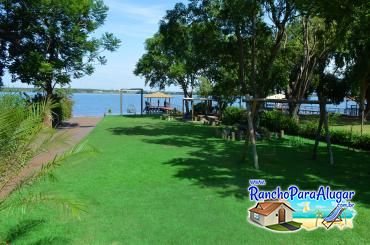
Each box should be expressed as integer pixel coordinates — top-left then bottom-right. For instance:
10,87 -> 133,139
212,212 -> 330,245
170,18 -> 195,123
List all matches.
332,124 -> 370,135
1,116 -> 370,244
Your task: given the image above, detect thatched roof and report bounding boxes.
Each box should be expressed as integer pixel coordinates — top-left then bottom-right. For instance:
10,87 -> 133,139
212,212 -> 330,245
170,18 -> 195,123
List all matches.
144,92 -> 173,98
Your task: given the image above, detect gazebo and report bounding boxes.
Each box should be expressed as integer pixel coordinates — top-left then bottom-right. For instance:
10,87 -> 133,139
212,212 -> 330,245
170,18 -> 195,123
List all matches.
144,92 -> 174,114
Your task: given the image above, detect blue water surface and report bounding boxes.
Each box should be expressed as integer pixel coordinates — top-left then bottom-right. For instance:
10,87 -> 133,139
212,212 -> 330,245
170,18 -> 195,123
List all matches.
0,92 -> 359,117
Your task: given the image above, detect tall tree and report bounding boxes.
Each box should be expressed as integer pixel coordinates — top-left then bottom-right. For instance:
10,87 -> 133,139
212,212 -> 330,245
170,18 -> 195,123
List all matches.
344,2 -> 370,120
135,3 -> 204,113
1,0 -> 120,97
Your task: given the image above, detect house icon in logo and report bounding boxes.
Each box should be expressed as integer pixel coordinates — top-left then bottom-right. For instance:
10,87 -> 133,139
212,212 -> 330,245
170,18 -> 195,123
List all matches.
248,199 -> 295,227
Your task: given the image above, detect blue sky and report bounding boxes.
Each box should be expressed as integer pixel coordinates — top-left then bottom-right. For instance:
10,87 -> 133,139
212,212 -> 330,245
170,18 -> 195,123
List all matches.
4,0 -> 185,91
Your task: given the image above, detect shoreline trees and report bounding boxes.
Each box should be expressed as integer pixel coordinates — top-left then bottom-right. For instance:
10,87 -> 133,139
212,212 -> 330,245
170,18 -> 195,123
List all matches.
134,0 -> 369,165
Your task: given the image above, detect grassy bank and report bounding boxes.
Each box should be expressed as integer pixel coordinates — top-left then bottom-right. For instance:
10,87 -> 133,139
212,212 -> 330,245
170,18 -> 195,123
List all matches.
301,115 -> 370,135
1,116 -> 369,244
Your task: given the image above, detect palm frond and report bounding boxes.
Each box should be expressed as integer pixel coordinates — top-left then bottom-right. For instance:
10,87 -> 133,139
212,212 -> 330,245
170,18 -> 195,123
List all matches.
0,192 -> 88,219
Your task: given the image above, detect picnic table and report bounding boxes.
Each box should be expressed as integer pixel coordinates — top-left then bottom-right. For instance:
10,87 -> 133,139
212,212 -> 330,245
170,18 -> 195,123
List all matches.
206,115 -> 220,126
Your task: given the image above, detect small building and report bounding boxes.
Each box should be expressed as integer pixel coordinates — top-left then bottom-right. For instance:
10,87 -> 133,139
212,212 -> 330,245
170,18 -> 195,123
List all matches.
249,199 -> 295,226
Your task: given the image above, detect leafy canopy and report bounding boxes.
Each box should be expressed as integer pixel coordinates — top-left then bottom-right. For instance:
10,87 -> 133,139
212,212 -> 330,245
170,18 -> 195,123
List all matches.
0,0 -> 120,95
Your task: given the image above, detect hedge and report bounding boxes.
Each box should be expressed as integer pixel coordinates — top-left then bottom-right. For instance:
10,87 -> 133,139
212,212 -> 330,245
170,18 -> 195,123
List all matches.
259,111 -> 370,151
222,106 -> 246,125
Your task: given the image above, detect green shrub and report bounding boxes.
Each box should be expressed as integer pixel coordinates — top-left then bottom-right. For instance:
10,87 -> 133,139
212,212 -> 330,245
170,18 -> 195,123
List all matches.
258,127 -> 271,140
59,97 -> 73,120
194,102 -> 208,115
259,110 -> 370,151
0,94 -> 46,177
30,92 -> 73,125
222,106 -> 245,125
51,97 -> 73,123
259,111 -> 299,134
55,88 -> 73,121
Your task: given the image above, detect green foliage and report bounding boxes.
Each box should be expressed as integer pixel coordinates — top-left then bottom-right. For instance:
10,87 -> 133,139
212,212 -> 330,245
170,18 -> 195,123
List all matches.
196,77 -> 213,98
29,92 -> 73,124
0,140 -> 94,243
193,102 -> 208,115
317,73 -> 350,104
57,97 -> 74,121
258,127 -> 271,140
259,111 -> 299,134
135,3 -> 202,101
0,94 -> 47,184
260,110 -> 370,151
222,106 -> 245,125
55,89 -> 74,121
0,0 -> 120,96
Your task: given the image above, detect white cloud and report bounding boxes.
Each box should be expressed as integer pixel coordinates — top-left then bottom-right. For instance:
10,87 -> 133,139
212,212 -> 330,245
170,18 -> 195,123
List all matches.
107,0 -> 166,25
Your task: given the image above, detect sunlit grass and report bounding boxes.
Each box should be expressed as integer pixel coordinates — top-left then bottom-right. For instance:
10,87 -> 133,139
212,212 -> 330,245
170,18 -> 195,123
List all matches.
0,116 -> 369,244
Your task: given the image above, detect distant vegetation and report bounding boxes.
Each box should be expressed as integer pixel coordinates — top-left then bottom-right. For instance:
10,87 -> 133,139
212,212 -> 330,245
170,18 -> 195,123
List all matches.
0,87 -> 186,95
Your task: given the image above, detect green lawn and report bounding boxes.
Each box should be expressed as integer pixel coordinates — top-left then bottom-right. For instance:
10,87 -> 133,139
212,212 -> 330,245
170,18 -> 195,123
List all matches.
1,116 -> 370,244
332,124 -> 370,135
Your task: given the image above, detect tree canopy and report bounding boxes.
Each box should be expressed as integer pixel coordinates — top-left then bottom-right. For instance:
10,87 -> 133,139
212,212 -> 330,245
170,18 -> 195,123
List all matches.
0,0 -> 120,96
134,0 -> 370,166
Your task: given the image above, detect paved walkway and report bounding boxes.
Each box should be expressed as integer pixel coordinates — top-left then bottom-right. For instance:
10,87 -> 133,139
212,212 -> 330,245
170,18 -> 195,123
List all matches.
0,117 -> 101,199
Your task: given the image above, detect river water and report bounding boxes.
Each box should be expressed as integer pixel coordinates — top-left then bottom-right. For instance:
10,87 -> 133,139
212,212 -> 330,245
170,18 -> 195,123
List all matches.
0,92 -> 359,117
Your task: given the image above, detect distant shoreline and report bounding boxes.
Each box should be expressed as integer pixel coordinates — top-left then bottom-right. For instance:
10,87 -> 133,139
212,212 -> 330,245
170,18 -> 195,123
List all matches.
0,87 -> 185,95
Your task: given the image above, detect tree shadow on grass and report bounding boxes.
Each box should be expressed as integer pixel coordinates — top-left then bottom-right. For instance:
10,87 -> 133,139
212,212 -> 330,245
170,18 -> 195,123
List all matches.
108,120 -> 216,139
3,219 -> 69,245
30,236 -> 70,245
3,219 -> 45,243
108,120 -> 370,207
2,219 -> 70,244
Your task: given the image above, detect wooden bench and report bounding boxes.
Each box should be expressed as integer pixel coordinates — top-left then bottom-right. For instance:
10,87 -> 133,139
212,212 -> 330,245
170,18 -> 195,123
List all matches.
207,115 -> 220,126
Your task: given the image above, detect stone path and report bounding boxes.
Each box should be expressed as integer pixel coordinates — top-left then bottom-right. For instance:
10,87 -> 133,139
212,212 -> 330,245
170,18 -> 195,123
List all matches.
0,117 -> 101,199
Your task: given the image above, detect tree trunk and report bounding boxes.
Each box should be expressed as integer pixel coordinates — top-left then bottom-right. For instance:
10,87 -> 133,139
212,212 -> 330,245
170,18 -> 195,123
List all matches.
365,82 -> 370,120
286,16 -> 318,119
312,99 -> 334,164
288,101 -> 300,120
243,105 -> 259,169
241,3 -> 259,167
45,80 -> 53,98
251,5 -> 257,97
312,101 -> 325,160
247,106 -> 259,169
181,84 -> 190,114
359,80 -> 367,120
323,109 -> 334,165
